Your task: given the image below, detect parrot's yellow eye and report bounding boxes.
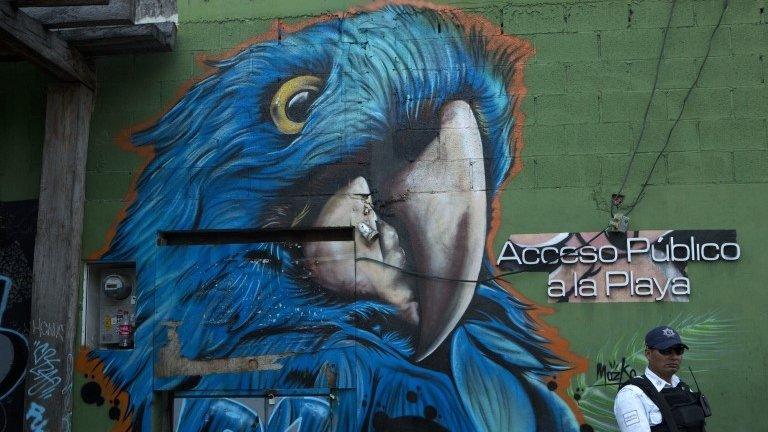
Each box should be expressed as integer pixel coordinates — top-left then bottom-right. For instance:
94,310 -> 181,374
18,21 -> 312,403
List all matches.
270,75 -> 323,135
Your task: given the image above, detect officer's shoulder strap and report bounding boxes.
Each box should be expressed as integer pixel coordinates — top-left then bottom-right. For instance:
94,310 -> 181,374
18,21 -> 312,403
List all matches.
620,375 -> 681,431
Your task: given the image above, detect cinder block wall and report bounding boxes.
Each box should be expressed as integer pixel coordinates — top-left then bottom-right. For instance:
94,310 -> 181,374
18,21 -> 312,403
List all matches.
0,65 -> 45,201
508,0 -> 766,198
2,1 -> 766,431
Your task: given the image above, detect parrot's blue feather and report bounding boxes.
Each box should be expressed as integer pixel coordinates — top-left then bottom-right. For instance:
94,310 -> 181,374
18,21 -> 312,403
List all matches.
452,326 -> 536,432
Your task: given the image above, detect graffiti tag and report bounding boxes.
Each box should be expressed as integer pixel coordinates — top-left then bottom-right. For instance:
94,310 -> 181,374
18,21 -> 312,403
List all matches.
31,319 -> 65,342
27,341 -> 61,400
594,357 -> 637,386
26,401 -> 48,432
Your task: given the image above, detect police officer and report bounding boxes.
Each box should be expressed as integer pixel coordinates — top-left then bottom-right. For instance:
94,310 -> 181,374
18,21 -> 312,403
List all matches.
613,326 -> 710,431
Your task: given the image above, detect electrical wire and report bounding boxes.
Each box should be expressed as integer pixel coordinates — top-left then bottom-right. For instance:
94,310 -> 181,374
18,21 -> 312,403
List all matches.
623,0 -> 729,216
354,227 -> 610,285
612,0 -> 678,216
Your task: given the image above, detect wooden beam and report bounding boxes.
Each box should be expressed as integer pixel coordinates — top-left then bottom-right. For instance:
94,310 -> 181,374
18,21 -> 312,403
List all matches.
60,21 -> 175,55
23,82 -> 94,432
21,0 -> 178,29
21,0 -> 133,29
13,0 -> 109,6
0,2 -> 96,88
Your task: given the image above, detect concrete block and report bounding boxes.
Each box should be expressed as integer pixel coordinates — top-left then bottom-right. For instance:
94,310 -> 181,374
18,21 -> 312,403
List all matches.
159,79 -> 192,105
133,50 -> 197,83
563,122 -> 630,155
535,92 -> 600,125
520,95 -> 536,125
600,28 -> 664,61
627,0 -> 695,29
85,145 -> 102,173
628,58 -> 698,91
525,62 -> 567,93
95,56 -> 136,82
220,20 -> 273,48
698,55 -> 763,88
176,23 -> 222,51
629,120 -> 699,153
734,149 -> 768,182
701,150 -> 735,182
566,61 -> 630,92
700,118 -> 767,150
667,150 -> 733,184
503,4 -> 565,34
88,140 -> 144,173
0,143 -> 41,201
0,86 -> 44,118
98,80 -> 164,114
85,171 -> 135,200
522,124 -> 568,156
532,32 -> 599,63
179,0 -> 225,22
730,23 -> 768,55
600,152 -> 668,188
506,159 -> 536,189
82,200 -> 129,256
694,0 -> 766,26
600,90 -> 668,122
534,154 -> 602,188
664,25 -> 731,58
733,86 -> 768,117
666,87 -> 732,120
667,151 -> 702,184
563,1 -> 627,32
89,111 -> 131,143
216,0 -> 354,21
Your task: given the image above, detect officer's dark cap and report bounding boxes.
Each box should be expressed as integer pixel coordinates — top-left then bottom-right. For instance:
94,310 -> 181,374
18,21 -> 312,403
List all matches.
645,326 -> 689,350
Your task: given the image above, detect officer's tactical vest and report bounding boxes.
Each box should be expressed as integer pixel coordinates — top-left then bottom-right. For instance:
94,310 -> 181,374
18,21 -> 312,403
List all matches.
621,375 -> 710,432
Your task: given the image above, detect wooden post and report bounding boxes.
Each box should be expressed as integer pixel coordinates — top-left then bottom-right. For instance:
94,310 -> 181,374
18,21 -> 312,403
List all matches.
23,83 -> 94,432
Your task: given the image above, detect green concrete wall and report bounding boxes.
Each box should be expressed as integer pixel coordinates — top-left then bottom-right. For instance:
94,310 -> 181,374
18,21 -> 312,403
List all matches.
2,1 -> 767,431
0,65 -> 46,201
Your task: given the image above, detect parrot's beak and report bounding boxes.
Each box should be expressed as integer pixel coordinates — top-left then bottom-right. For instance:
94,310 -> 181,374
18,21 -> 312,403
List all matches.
382,100 -> 487,361
307,100 -> 487,362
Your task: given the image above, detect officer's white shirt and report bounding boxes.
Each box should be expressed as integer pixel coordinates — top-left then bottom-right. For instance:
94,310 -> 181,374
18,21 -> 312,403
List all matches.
613,368 -> 680,432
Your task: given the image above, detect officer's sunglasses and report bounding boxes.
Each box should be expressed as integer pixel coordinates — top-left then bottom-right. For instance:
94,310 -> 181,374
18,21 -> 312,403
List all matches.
654,346 -> 686,356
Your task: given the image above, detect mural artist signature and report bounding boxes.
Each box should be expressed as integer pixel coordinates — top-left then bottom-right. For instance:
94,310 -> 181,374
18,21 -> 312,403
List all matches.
594,357 -> 637,387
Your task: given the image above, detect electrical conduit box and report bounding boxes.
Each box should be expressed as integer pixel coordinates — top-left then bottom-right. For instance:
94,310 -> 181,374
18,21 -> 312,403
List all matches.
82,262 -> 136,349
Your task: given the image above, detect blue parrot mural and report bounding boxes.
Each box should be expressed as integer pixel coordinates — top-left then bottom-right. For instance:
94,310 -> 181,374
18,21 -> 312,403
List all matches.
88,2 -> 586,431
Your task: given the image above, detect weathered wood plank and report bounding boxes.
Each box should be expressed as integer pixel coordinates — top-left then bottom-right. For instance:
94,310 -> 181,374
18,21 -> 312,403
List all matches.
59,21 -> 176,55
23,82 -> 94,432
0,2 -> 96,88
20,0 -> 178,28
13,0 -> 109,6
21,0 -> 133,29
